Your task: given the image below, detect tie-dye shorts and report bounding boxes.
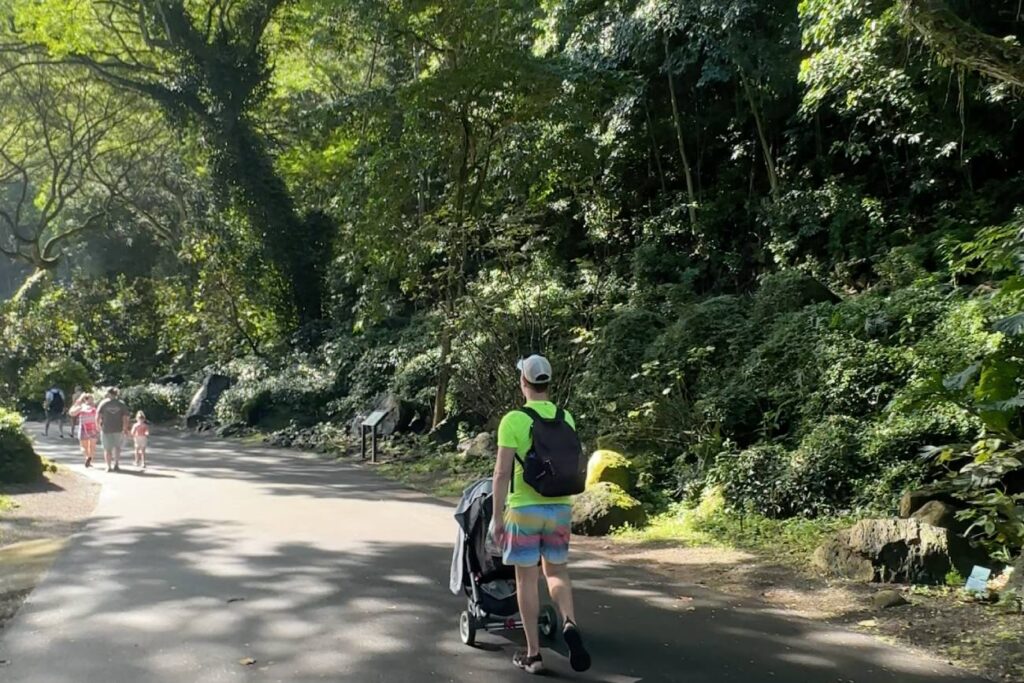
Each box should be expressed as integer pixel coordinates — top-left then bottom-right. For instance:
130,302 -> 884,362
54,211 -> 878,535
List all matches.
503,504 -> 572,567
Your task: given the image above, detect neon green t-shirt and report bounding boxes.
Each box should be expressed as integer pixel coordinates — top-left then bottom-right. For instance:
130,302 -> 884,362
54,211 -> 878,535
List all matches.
498,400 -> 576,508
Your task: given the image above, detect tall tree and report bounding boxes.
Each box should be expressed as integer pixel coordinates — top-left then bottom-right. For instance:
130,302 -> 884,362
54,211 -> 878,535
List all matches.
0,64 -> 123,269
2,0 -> 331,326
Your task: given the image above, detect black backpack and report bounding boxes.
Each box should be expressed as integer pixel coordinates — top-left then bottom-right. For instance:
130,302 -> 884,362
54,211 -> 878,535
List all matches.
48,390 -> 65,413
513,406 -> 586,497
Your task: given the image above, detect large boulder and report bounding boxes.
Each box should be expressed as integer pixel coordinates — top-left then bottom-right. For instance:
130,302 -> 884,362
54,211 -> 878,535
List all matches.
349,394 -> 419,438
586,450 -> 634,492
898,489 -> 957,518
428,416 -> 460,446
457,432 -> 495,459
185,374 -> 232,429
1005,554 -> 1023,596
572,482 -> 646,536
374,394 -> 416,436
813,518 -> 978,584
911,500 -> 962,532
813,535 -> 876,582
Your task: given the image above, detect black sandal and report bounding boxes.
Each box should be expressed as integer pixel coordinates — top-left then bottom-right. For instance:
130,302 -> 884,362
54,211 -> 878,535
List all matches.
512,650 -> 544,675
563,620 -> 592,672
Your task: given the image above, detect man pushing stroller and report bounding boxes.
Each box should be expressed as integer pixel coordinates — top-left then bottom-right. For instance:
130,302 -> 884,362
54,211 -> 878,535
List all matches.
490,354 -> 592,675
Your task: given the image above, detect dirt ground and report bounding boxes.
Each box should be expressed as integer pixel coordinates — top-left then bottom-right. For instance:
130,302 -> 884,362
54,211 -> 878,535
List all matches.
577,537 -> 1023,683
0,467 -> 100,635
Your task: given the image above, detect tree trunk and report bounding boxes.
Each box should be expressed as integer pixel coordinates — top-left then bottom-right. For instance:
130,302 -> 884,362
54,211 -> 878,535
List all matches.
433,325 -> 452,428
211,118 -> 327,328
738,68 -> 781,202
644,99 -> 668,195
665,39 -> 698,227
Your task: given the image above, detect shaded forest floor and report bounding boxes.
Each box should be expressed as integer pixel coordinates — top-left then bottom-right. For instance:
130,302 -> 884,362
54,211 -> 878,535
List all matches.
586,538 -> 1022,683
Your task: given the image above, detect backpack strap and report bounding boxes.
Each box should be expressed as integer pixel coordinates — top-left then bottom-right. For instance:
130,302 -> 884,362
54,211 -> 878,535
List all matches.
511,407 -> 543,494
518,406 -> 543,423
518,406 -> 566,424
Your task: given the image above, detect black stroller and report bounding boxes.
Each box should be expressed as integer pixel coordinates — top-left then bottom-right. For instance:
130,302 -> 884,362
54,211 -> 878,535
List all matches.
451,478 -> 559,647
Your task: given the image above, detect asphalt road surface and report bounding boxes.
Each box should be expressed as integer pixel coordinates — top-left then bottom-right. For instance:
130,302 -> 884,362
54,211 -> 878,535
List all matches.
0,427 -> 989,683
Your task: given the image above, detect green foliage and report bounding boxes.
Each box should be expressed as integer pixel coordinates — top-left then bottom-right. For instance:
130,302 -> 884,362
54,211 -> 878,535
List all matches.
750,270 -> 836,322
452,262 -> 592,422
920,277 -> 1024,558
712,443 -> 793,518
18,358 -> 91,410
119,384 -> 193,423
0,408 -> 43,484
216,357 -> 338,428
808,336 -> 909,418
713,416 -> 865,518
1,275 -> 173,396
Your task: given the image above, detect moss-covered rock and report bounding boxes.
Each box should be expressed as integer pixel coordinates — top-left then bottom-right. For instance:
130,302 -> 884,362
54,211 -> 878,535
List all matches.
572,482 -> 646,536
0,409 -> 43,484
586,450 -> 634,491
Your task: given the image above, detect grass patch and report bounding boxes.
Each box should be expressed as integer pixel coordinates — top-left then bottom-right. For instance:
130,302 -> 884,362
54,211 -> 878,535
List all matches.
0,495 -> 13,513
614,488 -> 857,566
378,452 -> 493,499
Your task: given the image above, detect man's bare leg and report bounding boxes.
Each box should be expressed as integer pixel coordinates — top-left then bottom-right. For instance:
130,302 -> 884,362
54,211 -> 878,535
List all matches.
542,558 -> 591,672
515,564 -> 542,657
542,559 -> 576,623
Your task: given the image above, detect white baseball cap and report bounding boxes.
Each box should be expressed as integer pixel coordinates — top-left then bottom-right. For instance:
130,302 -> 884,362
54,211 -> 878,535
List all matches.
516,355 -> 553,384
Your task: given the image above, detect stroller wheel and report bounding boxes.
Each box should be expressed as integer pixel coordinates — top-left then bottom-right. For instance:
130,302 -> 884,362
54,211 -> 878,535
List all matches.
539,604 -> 560,643
459,610 -> 477,646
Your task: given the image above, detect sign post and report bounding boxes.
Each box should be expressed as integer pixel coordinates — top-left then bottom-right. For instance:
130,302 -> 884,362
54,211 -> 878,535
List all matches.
361,409 -> 389,463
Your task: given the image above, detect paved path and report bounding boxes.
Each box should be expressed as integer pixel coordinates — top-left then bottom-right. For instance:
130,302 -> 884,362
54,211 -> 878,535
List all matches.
0,428 -> 988,683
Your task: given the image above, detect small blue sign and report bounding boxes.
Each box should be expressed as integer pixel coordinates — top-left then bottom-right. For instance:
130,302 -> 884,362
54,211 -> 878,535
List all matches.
964,566 -> 991,594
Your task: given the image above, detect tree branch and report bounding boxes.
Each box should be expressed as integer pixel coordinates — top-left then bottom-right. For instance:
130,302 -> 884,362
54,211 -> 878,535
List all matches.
900,0 -> 1024,89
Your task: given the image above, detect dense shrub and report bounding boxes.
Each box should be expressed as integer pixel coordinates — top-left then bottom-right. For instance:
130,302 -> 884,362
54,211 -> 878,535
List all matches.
786,415 -> 864,516
712,443 -> 792,518
334,317 -> 436,419
119,384 -> 193,423
739,305 -> 830,436
713,416 -> 864,518
750,270 -> 837,324
582,308 -> 665,398
0,408 -> 43,484
2,276 -> 164,388
858,407 -> 977,467
391,349 -> 440,409
805,336 -> 910,419
216,359 -> 337,428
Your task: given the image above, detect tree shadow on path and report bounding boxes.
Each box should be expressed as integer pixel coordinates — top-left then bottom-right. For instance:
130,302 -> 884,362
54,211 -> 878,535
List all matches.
1,430 -> 991,683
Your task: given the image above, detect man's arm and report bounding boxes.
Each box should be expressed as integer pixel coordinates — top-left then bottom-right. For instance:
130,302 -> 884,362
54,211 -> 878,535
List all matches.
491,446 -> 516,539
122,411 -> 131,434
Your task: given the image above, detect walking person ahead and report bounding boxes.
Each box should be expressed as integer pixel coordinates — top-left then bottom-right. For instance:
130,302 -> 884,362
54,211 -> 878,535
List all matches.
491,355 -> 591,675
97,388 -> 131,472
43,385 -> 66,438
